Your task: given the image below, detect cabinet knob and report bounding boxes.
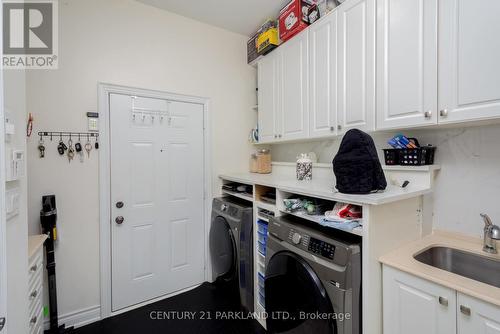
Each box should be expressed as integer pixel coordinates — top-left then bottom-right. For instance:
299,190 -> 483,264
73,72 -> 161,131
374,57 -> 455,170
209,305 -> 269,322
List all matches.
460,305 -> 471,316
330,126 -> 335,131
337,125 -> 342,131
438,296 -> 448,307
30,290 -> 38,299
274,134 -> 278,139
278,134 -> 282,138
29,316 -> 37,325
439,109 -> 449,117
424,110 -> 432,119
30,264 -> 37,273
115,216 -> 124,225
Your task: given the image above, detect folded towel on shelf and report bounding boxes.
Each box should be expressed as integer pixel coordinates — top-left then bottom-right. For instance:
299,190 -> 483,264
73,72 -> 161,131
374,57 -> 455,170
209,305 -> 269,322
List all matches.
319,217 -> 362,232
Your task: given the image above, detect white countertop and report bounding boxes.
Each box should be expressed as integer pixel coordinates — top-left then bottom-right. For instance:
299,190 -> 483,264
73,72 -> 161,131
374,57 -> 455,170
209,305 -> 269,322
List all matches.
380,230 -> 500,307
219,172 -> 432,206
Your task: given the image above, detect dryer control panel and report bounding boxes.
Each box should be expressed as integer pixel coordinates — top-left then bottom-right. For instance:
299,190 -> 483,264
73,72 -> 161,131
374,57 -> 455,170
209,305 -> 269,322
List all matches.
308,238 -> 336,260
287,229 -> 336,260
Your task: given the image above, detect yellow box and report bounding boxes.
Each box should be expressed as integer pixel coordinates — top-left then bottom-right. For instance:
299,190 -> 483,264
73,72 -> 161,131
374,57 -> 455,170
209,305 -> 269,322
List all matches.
257,28 -> 279,54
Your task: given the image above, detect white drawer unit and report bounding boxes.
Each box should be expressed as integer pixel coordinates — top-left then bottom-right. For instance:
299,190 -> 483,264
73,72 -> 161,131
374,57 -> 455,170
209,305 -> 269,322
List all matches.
28,235 -> 47,334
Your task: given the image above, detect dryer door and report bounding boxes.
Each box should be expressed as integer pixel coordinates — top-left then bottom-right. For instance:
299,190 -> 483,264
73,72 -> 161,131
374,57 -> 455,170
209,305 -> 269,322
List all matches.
209,216 -> 237,281
265,251 -> 336,334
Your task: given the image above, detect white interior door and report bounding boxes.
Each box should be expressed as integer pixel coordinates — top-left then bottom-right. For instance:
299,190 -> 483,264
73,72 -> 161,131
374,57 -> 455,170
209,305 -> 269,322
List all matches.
0,9 -> 7,328
110,93 -> 205,311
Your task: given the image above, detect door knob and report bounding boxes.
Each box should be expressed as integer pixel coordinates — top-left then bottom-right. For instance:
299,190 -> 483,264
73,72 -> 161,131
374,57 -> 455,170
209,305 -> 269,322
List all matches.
115,216 -> 124,225
116,201 -> 124,209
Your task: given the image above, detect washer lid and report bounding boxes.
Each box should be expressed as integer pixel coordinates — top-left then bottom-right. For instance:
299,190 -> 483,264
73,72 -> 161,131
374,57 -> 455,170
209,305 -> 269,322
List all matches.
209,216 -> 236,280
265,251 -> 337,334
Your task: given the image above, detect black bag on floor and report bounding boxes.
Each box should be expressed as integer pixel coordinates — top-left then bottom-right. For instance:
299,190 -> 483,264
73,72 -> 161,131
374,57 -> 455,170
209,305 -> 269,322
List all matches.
333,129 -> 387,194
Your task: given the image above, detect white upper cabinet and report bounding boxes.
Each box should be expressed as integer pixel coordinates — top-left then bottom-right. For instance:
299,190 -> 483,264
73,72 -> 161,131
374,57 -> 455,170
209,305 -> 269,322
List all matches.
278,30 -> 309,141
383,266 -> 457,334
438,0 -> 500,124
337,0 -> 376,134
458,293 -> 500,334
309,12 -> 338,138
258,52 -> 280,143
376,0 -> 438,130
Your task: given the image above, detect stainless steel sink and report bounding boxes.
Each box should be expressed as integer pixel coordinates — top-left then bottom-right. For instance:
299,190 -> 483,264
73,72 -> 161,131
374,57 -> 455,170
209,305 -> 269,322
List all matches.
414,246 -> 500,288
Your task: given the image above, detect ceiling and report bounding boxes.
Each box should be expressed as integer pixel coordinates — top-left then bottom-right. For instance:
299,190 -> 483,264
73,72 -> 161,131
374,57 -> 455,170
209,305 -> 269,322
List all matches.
136,0 -> 290,36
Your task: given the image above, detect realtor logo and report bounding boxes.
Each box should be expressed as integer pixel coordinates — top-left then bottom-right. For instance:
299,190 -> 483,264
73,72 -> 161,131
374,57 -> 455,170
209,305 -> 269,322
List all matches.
2,0 -> 58,69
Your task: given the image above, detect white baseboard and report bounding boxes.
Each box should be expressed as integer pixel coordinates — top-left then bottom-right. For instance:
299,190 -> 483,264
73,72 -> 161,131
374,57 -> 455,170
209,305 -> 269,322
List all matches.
43,305 -> 101,330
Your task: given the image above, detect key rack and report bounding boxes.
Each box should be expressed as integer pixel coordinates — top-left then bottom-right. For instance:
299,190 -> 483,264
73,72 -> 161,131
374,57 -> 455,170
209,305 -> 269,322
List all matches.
37,131 -> 99,162
38,131 -> 99,140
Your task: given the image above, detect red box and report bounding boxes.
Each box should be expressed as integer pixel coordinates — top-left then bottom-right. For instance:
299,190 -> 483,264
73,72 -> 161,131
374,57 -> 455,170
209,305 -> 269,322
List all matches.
279,0 -> 310,42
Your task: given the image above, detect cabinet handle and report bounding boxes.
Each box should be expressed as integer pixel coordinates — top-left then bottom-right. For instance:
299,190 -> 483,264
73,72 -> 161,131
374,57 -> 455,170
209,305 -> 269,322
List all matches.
30,264 -> 37,273
438,296 -> 448,307
424,110 -> 432,119
440,109 -> 449,117
460,305 -> 471,316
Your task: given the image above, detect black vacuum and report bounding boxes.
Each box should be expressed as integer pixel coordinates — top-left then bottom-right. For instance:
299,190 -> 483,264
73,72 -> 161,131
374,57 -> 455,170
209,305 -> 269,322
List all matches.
40,195 -> 73,334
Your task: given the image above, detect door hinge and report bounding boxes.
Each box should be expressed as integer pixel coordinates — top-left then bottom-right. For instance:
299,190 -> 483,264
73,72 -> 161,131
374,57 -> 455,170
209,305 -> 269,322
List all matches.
0,317 -> 6,331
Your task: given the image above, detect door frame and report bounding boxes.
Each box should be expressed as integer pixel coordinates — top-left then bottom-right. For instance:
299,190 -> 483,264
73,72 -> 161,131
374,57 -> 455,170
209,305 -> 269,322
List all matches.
97,83 -> 212,319
0,2 -> 8,331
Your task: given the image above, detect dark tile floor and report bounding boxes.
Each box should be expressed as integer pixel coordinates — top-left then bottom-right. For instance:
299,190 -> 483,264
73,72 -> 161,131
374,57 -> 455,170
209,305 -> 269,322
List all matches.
72,281 -> 265,334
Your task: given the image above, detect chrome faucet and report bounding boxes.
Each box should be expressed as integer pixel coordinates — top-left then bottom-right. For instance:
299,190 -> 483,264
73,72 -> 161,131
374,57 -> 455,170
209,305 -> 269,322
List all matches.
481,213 -> 500,254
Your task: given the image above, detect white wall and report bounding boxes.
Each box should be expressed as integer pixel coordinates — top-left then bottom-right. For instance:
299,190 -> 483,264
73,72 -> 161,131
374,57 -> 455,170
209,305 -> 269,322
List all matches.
270,124 -> 500,238
26,0 -> 256,322
4,69 -> 29,333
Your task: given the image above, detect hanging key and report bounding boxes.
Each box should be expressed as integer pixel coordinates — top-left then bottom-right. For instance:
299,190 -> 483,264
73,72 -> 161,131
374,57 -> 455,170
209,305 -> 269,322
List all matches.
57,139 -> 67,155
67,138 -> 75,163
75,141 -> 84,162
38,137 -> 46,158
84,140 -> 92,158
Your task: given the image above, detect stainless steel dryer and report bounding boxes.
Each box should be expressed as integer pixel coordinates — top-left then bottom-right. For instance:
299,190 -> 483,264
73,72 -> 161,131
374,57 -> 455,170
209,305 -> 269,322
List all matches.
209,197 -> 254,312
265,216 -> 361,334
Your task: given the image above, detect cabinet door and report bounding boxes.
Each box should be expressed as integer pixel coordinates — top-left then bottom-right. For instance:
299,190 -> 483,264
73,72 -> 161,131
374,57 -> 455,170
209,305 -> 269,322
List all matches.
439,0 -> 500,123
376,0 -> 438,130
258,53 -> 279,143
309,12 -> 337,138
279,30 -> 309,141
458,293 -> 500,334
383,266 -> 456,334
337,0 -> 375,134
